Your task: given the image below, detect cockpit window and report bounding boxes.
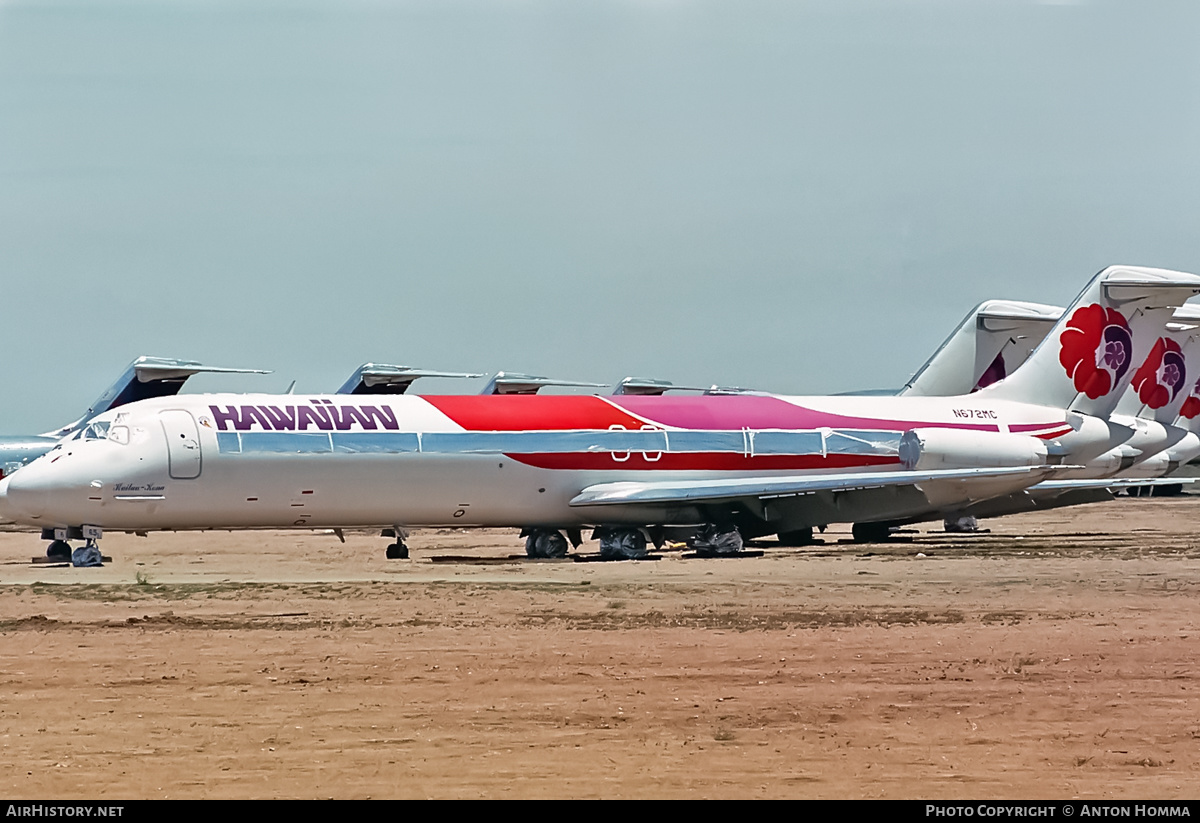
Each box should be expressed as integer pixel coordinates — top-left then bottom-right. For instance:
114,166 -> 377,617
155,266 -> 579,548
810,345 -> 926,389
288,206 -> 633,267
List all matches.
108,426 -> 130,445
83,421 -> 111,441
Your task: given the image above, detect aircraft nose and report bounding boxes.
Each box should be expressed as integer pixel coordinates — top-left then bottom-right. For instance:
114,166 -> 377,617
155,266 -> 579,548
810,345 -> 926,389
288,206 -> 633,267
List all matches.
0,466 -> 48,524
0,474 -> 19,523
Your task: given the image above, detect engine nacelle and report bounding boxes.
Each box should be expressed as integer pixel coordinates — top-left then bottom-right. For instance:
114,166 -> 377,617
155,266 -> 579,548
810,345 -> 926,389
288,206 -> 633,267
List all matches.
1051,446 -> 1124,479
1119,450 -> 1172,479
899,428 -> 1048,471
1166,432 -> 1200,469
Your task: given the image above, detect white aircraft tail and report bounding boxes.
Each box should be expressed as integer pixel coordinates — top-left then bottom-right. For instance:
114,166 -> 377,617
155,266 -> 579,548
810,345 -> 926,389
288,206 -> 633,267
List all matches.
976,266 -> 1200,416
901,300 -> 1062,397
1114,305 -> 1200,424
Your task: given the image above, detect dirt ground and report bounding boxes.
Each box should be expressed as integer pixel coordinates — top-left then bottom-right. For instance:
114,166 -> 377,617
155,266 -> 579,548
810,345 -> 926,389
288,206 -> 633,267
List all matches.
1,498 -> 1199,799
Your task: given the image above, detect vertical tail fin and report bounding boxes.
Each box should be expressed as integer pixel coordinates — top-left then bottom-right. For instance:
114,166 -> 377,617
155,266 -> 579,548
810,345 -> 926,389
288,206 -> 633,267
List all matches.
901,300 -> 1062,397
977,266 -> 1200,415
1119,305 -> 1200,424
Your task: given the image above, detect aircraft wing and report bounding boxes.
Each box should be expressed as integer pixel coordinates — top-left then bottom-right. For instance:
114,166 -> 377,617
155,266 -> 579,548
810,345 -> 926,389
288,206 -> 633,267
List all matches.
569,466 -> 1050,507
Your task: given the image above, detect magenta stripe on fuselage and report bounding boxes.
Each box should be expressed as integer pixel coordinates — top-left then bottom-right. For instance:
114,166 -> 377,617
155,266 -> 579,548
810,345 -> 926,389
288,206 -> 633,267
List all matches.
608,395 -> 1002,433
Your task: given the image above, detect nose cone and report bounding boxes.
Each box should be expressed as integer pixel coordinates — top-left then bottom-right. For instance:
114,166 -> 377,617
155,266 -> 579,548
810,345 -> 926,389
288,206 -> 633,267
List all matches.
0,464 -> 50,525
0,474 -> 11,523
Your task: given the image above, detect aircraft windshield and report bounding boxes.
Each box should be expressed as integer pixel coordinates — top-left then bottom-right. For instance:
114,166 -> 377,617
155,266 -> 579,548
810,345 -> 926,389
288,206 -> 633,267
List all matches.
82,421 -> 110,441
107,426 -> 130,445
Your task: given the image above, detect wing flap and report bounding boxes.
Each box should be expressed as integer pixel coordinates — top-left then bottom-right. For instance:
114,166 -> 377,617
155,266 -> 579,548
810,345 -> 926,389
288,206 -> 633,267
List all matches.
569,466 -> 1048,507
1031,476 -> 1197,491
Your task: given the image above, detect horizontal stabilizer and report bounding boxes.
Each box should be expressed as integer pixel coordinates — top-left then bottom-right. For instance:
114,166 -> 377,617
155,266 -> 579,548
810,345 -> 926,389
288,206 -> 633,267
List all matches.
482,372 -> 609,396
129,359 -> 270,383
337,364 -> 483,395
703,386 -> 764,395
569,465 -> 1048,507
611,377 -> 713,396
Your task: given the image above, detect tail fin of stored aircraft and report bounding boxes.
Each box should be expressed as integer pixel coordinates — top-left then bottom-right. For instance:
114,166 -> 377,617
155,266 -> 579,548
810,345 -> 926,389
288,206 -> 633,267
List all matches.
901,300 -> 1062,397
1118,305 -> 1200,425
46,356 -> 271,438
976,266 -> 1200,416
1169,306 -> 1200,431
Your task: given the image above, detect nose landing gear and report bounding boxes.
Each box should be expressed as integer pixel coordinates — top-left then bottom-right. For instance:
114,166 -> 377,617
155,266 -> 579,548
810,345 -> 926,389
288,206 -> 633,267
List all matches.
39,526 -> 104,566
383,527 -> 409,559
45,539 -> 72,561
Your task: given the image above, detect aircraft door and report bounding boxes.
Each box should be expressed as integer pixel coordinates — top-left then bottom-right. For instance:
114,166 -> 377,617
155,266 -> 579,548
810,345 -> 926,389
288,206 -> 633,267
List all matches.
160,410 -> 202,479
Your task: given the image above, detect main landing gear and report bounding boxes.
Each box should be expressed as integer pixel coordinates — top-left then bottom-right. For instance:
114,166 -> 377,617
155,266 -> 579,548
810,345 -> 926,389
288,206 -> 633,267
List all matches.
383,527 -> 409,560
776,527 -> 816,547
521,528 -> 573,558
593,526 -> 649,560
943,515 -> 981,533
591,523 -> 749,560
687,524 -> 745,557
851,521 -> 896,543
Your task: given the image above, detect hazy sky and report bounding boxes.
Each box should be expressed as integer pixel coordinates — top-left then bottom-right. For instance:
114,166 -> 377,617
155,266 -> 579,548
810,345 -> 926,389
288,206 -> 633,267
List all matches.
1,0 -> 1198,432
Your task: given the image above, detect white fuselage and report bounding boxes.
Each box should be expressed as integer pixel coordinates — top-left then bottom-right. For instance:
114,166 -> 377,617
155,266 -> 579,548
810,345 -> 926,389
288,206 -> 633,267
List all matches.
0,391 -> 1120,533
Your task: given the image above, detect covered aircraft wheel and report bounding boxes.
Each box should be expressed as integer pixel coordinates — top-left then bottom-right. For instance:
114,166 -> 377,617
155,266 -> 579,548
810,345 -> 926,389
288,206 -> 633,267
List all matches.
851,522 -> 893,543
688,525 -> 744,557
46,540 -> 72,561
385,542 -> 409,560
596,527 -> 648,560
776,528 -> 814,547
525,530 -> 569,558
943,515 -> 980,533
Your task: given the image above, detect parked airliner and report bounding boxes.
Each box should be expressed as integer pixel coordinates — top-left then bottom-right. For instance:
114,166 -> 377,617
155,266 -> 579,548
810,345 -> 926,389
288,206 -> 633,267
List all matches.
2,267 -> 1197,560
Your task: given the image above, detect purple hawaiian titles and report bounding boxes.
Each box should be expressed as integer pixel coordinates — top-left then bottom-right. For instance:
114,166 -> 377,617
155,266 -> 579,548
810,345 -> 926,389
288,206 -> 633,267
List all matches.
209,401 -> 400,432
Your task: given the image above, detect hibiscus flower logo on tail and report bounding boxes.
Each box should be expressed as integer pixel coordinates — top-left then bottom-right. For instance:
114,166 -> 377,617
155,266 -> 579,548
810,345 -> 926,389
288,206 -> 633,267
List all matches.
1180,377 -> 1200,420
1058,303 -> 1134,399
1130,337 -> 1187,409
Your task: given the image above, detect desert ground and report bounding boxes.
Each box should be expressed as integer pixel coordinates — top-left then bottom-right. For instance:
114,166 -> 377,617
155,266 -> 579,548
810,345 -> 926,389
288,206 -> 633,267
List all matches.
1,498 -> 1199,799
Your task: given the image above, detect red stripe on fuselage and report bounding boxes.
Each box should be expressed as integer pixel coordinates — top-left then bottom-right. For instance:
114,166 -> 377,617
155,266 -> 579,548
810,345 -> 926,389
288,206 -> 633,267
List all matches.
425,395 -> 649,431
1007,422 -> 1074,439
505,453 -> 902,471
1032,427 -> 1074,440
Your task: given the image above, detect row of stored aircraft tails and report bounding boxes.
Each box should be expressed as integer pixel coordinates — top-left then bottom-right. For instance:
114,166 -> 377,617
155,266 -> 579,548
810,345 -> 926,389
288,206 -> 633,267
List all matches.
3,265 -> 1200,560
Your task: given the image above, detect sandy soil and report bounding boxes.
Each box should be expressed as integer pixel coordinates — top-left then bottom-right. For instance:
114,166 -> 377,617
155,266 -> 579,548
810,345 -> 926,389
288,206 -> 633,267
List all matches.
1,499 -> 1199,799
